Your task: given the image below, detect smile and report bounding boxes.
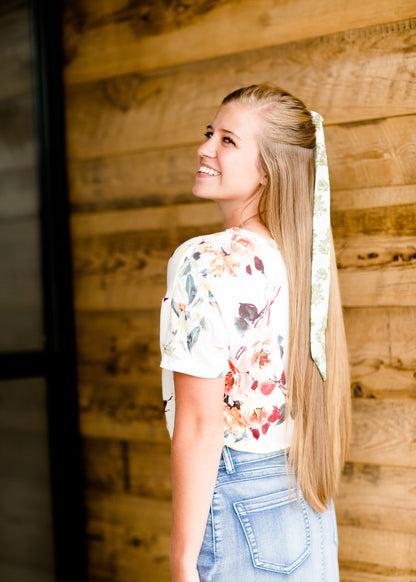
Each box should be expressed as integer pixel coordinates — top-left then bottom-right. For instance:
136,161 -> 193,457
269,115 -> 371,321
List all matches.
198,165 -> 221,176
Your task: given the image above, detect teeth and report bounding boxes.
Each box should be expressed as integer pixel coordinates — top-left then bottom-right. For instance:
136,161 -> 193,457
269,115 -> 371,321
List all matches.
199,165 -> 220,176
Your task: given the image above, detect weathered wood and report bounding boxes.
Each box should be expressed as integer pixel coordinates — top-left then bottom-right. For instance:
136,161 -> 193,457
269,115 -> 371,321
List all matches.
67,145 -> 198,210
348,399 -> 416,468
339,565 -> 414,582
68,115 -> 416,211
333,206 -> 416,238
74,305 -> 416,399
71,223 -> 416,310
75,309 -> 160,383
338,262 -> 416,307
338,526 -> 416,579
83,438 -> 171,499
326,117 -> 416,192
78,380 -> 169,443
64,0 -> 416,82
336,234 -> 416,307
332,185 -> 416,212
337,463 -> 416,536
85,491 -> 171,582
344,306 -> 416,399
65,20 -> 416,159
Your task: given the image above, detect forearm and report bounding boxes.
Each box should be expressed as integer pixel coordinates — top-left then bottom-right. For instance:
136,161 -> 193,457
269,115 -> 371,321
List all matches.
169,373 -> 225,581
171,419 -> 224,577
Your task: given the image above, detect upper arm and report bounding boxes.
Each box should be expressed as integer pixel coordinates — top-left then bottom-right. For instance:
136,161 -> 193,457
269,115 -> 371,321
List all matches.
173,372 -> 225,432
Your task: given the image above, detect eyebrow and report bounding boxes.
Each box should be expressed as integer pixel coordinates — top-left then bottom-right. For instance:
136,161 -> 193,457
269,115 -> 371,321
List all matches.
206,124 -> 242,141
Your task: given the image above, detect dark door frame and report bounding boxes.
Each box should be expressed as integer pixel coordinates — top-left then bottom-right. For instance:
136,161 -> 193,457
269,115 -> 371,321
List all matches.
0,1 -> 87,580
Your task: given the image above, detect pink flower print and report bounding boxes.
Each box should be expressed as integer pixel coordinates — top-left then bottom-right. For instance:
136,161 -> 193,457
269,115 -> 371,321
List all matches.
267,406 -> 281,423
250,427 -> 260,440
260,380 -> 277,396
251,341 -> 272,370
230,232 -> 254,252
224,371 -> 234,394
224,405 -> 247,433
207,249 -> 240,277
261,422 -> 270,435
245,407 -> 269,426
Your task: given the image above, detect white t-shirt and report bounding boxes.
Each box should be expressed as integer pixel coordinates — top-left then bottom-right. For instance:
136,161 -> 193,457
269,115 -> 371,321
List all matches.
160,227 -> 293,453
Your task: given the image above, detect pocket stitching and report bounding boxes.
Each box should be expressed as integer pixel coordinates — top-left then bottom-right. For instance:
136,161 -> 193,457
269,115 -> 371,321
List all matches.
234,489 -> 311,575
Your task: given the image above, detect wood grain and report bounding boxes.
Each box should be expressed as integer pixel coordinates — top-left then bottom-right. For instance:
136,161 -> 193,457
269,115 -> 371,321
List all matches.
338,526 -> 416,579
65,20 -> 416,160
67,116 -> 416,211
78,379 -> 169,443
337,463 -> 416,536
348,399 -> 416,468
83,438 -> 171,500
71,219 -> 416,310
85,491 -> 171,581
63,0 -> 416,82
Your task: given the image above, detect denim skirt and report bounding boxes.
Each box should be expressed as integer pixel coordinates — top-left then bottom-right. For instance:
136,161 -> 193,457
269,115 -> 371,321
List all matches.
197,446 -> 339,581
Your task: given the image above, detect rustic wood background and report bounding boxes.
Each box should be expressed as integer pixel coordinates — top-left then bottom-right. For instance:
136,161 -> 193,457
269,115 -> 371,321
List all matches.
63,1 -> 416,581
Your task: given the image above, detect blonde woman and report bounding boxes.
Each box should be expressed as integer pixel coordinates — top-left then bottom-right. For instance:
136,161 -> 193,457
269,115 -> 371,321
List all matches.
160,84 -> 351,582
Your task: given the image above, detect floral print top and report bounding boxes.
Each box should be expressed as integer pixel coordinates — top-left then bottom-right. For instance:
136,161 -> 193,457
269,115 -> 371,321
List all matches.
160,227 -> 293,453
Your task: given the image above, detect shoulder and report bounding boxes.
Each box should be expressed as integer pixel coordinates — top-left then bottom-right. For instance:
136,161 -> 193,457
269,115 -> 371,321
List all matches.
168,230 -> 227,268
166,230 -> 227,286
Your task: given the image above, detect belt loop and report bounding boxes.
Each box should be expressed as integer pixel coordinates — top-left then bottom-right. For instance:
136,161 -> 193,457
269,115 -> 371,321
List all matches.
222,446 -> 235,474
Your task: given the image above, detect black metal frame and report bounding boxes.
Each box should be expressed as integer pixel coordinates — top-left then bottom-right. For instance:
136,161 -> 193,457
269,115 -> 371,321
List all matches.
0,0 -> 87,580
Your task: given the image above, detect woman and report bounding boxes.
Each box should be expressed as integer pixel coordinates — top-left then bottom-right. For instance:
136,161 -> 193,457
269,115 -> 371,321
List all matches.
160,84 -> 351,582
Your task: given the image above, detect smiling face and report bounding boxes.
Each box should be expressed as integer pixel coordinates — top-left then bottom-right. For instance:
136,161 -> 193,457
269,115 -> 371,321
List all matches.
192,103 -> 265,212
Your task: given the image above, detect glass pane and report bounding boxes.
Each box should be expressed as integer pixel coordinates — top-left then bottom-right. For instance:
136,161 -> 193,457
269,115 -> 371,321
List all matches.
0,377 -> 55,581
0,0 -> 44,352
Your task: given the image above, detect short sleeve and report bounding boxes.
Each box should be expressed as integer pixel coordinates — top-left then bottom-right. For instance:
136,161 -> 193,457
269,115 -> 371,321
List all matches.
160,249 -> 229,378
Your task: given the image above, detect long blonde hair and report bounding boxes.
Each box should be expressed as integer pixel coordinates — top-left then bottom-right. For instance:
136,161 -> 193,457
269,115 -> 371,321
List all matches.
223,84 -> 351,512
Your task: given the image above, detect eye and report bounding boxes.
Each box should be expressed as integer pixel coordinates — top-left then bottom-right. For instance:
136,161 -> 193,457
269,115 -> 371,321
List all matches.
223,136 -> 236,146
204,131 -> 213,139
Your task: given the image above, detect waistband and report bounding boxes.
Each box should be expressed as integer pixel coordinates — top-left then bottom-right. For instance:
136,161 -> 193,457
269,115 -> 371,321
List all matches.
219,445 -> 288,475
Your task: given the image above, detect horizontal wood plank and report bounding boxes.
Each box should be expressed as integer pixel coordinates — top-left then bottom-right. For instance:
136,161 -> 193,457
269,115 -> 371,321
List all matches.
71,215 -> 416,309
64,0 -> 416,82
68,114 -> 416,210
332,185 -> 416,212
348,399 -> 416,468
74,306 -> 416,398
338,525 -> 416,578
83,438 -> 171,500
85,491 -> 171,581
337,463 -> 416,536
78,380 -> 169,443
65,20 -> 416,159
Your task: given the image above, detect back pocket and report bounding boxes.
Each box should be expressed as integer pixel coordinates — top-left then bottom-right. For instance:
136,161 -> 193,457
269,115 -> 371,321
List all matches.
233,488 -> 311,574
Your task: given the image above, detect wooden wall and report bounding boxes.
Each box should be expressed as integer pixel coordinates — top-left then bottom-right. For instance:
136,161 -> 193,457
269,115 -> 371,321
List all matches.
63,1 -> 416,580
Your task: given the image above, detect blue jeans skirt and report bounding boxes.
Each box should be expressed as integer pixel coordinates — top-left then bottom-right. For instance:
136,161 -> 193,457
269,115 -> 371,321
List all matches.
197,446 -> 339,581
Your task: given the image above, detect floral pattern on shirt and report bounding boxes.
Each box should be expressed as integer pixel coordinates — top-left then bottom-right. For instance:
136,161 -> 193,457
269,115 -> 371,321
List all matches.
160,228 -> 291,453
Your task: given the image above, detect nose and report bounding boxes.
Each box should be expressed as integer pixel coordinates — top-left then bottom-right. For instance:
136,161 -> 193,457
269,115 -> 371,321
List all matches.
197,136 -> 216,159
